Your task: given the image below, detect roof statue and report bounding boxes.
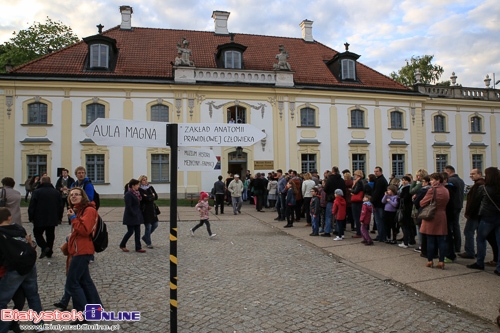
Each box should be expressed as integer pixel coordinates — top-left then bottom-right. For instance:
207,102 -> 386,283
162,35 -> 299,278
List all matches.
175,37 -> 194,67
273,45 -> 291,71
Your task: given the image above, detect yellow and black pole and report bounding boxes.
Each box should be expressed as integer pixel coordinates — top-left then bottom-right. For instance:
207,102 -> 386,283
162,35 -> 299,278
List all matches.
167,123 -> 178,332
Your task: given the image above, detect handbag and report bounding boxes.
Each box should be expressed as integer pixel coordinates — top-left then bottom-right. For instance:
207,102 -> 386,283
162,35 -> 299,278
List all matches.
351,190 -> 364,203
154,203 -> 161,215
417,188 -> 437,220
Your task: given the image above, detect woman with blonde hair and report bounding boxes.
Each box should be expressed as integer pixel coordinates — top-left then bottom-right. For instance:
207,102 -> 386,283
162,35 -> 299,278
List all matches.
138,175 -> 159,249
350,170 -> 365,238
302,172 -> 316,226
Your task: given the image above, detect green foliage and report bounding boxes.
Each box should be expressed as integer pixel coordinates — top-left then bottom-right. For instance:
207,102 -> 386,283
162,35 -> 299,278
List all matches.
390,55 -> 444,87
0,17 -> 79,73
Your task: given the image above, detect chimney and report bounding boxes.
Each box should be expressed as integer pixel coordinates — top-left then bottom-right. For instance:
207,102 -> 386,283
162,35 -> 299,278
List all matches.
212,11 -> 230,35
120,5 -> 133,30
300,20 -> 314,42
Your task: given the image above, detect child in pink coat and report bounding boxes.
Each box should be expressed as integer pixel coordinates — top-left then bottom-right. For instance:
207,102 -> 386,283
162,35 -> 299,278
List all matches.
191,192 -> 216,238
360,194 -> 373,245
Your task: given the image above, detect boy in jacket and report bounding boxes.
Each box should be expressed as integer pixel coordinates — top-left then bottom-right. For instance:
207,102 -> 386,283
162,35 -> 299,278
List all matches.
332,189 -> 347,241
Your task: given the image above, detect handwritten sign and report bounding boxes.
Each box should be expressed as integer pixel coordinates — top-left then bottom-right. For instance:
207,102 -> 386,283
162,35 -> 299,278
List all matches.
178,123 -> 266,147
84,118 -> 167,147
178,148 -> 218,171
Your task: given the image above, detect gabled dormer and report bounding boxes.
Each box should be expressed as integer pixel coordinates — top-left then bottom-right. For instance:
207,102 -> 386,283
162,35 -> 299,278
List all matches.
216,41 -> 247,69
83,30 -> 118,71
326,42 -> 360,82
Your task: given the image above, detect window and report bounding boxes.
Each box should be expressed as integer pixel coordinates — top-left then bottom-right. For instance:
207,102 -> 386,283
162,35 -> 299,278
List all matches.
472,154 -> 483,171
86,103 -> 105,125
434,115 -> 446,132
351,109 -> 364,128
224,51 -> 241,69
27,155 -> 47,177
301,154 -> 316,173
151,105 -> 169,122
90,44 -> 109,68
436,154 -> 448,172
341,59 -> 355,80
151,154 -> 170,182
391,154 -> 405,178
471,116 -> 482,133
390,111 -> 403,129
28,103 -> 48,124
300,108 -> 315,127
86,154 -> 105,183
352,154 -> 366,176
227,106 -> 246,124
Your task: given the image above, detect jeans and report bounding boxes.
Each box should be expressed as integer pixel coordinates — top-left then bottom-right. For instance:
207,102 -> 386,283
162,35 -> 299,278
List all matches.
215,194 -> 225,214
463,218 -> 479,257
120,225 -> 142,251
351,202 -> 362,235
476,215 -> 500,271
232,196 -> 242,214
192,219 -> 213,235
142,221 -> 158,246
66,255 -> 101,312
276,193 -> 286,219
311,214 -> 319,234
427,235 -> 447,262
324,202 -> 333,233
449,209 -> 462,253
0,266 -> 43,332
335,219 -> 346,237
373,207 -> 386,241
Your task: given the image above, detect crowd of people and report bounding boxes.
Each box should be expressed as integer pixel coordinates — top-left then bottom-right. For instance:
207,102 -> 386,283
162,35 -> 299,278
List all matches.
218,166 -> 500,273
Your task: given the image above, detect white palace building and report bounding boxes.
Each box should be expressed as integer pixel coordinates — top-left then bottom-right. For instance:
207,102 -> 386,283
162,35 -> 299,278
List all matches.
0,6 -> 499,197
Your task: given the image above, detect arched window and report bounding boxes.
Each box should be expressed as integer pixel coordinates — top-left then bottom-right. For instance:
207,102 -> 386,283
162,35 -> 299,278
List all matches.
86,103 -> 105,125
227,105 -> 246,123
471,116 -> 482,133
224,51 -> 242,69
151,105 -> 169,122
300,107 -> 315,127
351,109 -> 364,128
90,44 -> 109,68
390,111 -> 403,129
28,102 -> 48,124
434,115 -> 446,132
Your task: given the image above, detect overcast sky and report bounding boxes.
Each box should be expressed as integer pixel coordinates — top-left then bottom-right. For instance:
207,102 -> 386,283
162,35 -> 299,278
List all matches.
1,0 -> 499,88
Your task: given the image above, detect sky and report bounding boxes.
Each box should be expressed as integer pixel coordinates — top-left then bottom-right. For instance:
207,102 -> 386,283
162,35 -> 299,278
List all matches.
1,0 -> 499,88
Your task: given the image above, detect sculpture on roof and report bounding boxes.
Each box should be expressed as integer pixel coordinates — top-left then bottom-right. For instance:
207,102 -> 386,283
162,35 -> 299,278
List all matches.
273,45 -> 291,71
175,37 -> 194,67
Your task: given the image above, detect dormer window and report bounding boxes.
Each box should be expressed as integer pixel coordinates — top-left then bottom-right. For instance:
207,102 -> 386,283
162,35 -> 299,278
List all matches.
225,51 -> 241,69
83,34 -> 118,71
341,59 -> 356,80
90,44 -> 109,68
216,42 -> 247,69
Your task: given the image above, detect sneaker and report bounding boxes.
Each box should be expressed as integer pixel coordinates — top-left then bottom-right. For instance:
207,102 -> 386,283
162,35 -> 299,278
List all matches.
333,236 -> 343,241
414,247 -> 421,253
341,235 -> 345,239
190,229 -> 194,236
147,244 -> 154,249
210,233 -> 217,238
398,243 -> 408,248
319,229 -> 324,233
444,257 -> 455,263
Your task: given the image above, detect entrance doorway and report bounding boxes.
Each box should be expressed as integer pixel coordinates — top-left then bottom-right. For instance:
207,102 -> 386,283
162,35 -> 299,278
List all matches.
228,149 -> 247,177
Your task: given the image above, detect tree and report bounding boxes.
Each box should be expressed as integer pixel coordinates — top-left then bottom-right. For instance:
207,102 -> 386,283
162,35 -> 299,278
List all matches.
390,55 -> 444,87
0,17 -> 79,73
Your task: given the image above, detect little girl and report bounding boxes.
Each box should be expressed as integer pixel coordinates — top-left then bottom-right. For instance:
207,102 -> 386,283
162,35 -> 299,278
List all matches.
332,189 -> 346,241
191,192 -> 216,238
382,185 -> 399,244
360,194 -> 373,245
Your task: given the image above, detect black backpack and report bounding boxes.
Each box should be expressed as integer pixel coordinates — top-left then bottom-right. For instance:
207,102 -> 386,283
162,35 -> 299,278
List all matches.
0,228 -> 37,275
92,214 -> 108,252
80,180 -> 100,210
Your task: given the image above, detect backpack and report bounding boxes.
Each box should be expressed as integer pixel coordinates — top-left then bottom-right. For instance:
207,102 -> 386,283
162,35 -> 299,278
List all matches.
0,228 -> 37,275
79,180 -> 100,210
91,214 -> 108,253
0,188 -> 6,207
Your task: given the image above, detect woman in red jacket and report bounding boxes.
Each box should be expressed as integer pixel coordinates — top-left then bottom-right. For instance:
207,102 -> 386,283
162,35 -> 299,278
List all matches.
65,187 -> 102,323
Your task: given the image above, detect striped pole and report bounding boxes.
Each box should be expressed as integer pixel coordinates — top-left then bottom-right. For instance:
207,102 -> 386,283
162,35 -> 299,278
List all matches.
167,123 -> 178,332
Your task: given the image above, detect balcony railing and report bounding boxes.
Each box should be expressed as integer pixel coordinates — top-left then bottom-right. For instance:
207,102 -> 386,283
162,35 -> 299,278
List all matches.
416,85 -> 500,101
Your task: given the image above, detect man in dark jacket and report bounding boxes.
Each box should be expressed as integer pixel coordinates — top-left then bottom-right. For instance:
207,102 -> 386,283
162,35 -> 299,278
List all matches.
322,166 -> 346,237
253,173 -> 267,212
371,166 -> 388,242
458,168 -> 485,259
213,175 -> 226,215
55,168 -> 75,219
28,176 -> 63,258
444,165 -> 465,254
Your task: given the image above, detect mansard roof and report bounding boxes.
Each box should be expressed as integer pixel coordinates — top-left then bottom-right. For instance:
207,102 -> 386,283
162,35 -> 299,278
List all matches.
8,26 -> 409,91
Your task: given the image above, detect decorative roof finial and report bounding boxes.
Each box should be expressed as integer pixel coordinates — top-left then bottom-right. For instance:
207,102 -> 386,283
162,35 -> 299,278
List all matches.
229,33 -> 235,42
97,24 -> 104,34
344,42 -> 350,51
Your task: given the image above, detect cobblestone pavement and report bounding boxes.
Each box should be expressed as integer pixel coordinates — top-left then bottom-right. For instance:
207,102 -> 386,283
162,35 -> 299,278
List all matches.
11,206 -> 500,332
